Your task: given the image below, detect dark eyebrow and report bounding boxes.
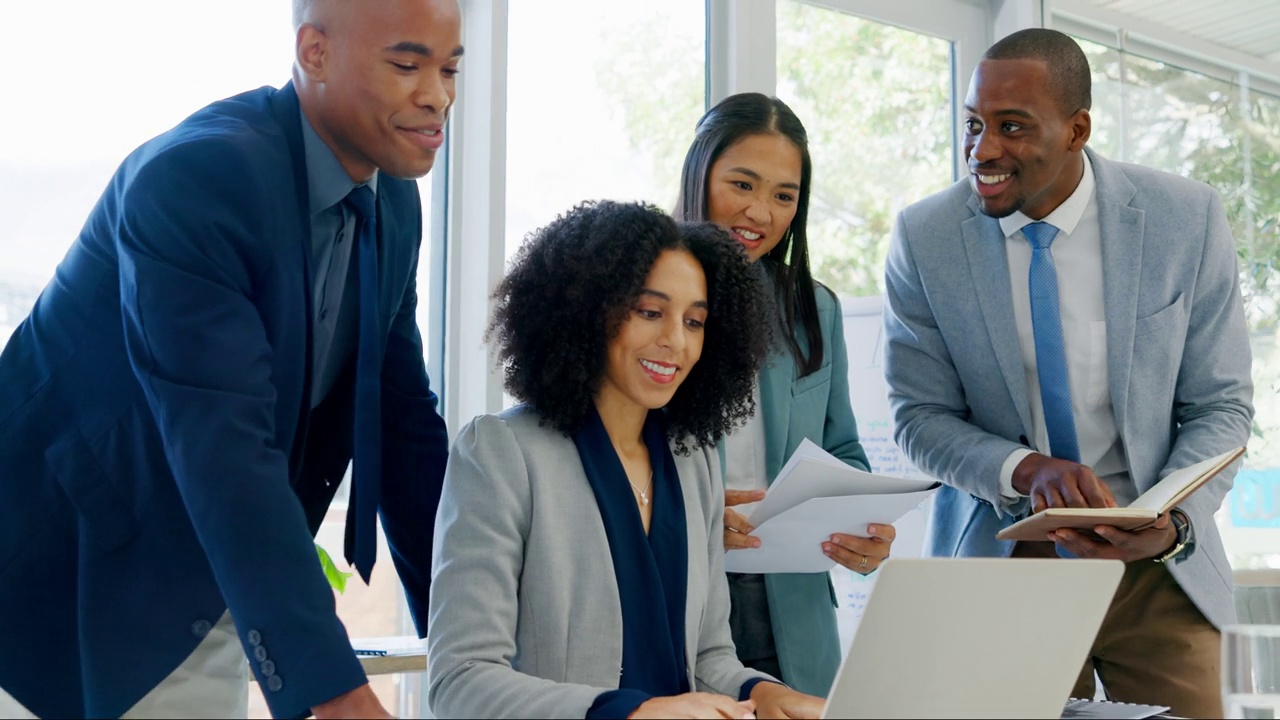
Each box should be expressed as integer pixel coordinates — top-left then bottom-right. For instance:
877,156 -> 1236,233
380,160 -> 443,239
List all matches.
639,289 -> 709,309
963,105 -> 1034,121
384,42 -> 466,59
724,166 -> 801,191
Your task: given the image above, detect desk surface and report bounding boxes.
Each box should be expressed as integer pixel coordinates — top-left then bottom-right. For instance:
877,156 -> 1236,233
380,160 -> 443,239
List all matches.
248,635 -> 426,681
351,635 -> 428,676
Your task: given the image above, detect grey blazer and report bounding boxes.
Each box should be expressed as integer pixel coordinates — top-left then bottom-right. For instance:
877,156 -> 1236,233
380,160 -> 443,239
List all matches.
883,148 -> 1254,629
427,406 -> 771,718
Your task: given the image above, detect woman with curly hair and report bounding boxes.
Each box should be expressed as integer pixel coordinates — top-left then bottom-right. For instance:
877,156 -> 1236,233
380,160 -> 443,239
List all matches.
673,93 -> 896,696
426,200 -> 824,719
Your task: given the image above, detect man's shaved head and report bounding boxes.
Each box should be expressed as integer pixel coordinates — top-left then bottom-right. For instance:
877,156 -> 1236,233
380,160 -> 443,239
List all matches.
292,0 -> 344,31
291,0 -> 463,181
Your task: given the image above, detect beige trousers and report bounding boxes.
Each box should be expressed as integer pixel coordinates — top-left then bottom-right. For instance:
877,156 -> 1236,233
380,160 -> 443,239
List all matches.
0,611 -> 247,719
1013,541 -> 1223,719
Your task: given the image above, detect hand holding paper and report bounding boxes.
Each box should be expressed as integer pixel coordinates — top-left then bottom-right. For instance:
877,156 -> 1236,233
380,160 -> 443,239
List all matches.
723,440 -> 937,574
824,523 -> 895,575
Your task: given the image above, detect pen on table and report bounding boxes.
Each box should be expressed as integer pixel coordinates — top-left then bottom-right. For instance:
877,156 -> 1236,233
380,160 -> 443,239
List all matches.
353,649 -> 388,656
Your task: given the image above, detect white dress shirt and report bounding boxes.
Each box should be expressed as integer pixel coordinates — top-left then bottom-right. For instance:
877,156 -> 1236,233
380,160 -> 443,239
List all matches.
996,152 -> 1135,506
723,382 -> 769,518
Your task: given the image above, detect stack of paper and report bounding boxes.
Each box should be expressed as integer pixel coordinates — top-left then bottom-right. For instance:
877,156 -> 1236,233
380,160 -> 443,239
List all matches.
1060,697 -> 1170,719
723,439 -> 937,574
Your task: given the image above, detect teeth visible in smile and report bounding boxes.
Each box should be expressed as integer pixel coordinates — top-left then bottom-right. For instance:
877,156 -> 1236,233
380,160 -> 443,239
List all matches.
640,359 -> 676,376
977,173 -> 1010,185
736,229 -> 762,241
413,129 -> 439,136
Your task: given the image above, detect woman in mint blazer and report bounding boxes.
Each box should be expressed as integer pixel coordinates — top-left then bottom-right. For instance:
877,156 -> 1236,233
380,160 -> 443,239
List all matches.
673,93 -> 896,696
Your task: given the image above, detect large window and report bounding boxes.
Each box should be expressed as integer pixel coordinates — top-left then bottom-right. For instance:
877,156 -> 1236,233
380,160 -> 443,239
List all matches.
1074,36 -> 1280,568
503,0 -> 705,261
1,3 -> 434,716
776,1 -> 956,298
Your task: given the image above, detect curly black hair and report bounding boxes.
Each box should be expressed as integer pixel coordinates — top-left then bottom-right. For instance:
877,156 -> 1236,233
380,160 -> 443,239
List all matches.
488,200 -> 774,452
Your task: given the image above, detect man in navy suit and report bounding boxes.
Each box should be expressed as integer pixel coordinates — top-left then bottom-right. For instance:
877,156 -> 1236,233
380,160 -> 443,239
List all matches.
0,0 -> 460,717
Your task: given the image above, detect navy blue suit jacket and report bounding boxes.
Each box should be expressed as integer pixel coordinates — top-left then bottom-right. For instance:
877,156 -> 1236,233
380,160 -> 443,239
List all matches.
0,83 -> 448,718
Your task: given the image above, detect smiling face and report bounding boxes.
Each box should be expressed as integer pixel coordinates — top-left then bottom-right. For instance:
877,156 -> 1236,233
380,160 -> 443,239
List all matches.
294,0 -> 463,181
963,58 -> 1090,219
705,133 -> 803,262
595,249 -> 709,420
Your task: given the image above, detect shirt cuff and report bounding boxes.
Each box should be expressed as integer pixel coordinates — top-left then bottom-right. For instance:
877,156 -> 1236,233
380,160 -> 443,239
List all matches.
999,448 -> 1035,504
587,689 -> 651,719
740,677 -> 784,702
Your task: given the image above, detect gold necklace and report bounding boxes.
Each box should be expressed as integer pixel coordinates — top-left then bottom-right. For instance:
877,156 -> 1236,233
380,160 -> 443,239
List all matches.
628,471 -> 654,506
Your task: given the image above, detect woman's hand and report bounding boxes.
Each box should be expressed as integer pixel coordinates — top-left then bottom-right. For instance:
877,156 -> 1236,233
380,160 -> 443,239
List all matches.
750,682 -> 825,719
629,692 -> 756,719
723,489 -> 766,551
823,523 -> 895,575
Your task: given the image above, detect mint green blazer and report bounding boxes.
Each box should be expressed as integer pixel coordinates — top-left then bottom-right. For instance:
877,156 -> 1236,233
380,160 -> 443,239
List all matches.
722,283 -> 870,696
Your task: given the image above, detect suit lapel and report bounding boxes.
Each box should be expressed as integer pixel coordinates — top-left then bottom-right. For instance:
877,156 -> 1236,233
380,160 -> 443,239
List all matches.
962,197 -> 1033,438
1089,149 -> 1143,438
375,185 -> 398,335
270,82 -> 318,472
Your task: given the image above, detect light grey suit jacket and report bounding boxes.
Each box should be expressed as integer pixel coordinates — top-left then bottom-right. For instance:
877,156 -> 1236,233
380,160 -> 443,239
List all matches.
882,148 -> 1254,629
427,406 -> 771,718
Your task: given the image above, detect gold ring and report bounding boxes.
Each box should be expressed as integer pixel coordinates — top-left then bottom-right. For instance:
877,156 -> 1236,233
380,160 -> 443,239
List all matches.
858,555 -> 869,570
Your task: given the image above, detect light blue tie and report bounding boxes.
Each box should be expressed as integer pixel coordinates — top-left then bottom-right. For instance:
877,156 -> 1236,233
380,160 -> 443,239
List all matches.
1024,221 -> 1081,464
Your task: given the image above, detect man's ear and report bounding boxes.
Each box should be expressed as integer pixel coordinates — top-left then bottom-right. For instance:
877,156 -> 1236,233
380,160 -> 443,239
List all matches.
1068,109 -> 1091,151
295,23 -> 328,81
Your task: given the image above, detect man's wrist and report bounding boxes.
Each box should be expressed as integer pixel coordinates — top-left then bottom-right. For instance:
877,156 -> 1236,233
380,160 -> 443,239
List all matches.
1154,508 -> 1194,563
1010,454 -> 1038,496
1001,448 -> 1035,500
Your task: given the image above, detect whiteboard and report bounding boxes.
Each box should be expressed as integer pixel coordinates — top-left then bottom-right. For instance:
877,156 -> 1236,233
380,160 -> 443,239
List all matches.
830,294 -> 935,653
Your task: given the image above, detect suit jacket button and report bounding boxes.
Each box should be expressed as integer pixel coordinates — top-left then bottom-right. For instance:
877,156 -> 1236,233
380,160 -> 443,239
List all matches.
253,646 -> 268,662
247,630 -> 262,646
191,620 -> 212,638
266,675 -> 283,692
260,660 -> 276,677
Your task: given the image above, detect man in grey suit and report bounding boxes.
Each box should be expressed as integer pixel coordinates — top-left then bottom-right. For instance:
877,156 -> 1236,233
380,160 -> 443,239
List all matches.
883,28 -> 1253,717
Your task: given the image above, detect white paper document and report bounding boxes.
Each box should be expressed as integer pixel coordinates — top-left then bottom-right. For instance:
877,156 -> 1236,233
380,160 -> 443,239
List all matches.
723,439 -> 938,574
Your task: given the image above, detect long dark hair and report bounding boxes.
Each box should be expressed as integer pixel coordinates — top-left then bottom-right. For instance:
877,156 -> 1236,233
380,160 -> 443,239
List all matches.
673,92 -> 824,377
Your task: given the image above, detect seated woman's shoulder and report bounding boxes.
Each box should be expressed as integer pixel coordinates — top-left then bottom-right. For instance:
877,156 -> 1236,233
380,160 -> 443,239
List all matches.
455,404 -> 563,452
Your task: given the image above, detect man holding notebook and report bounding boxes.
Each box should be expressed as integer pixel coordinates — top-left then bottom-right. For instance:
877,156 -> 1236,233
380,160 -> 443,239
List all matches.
882,28 -> 1254,717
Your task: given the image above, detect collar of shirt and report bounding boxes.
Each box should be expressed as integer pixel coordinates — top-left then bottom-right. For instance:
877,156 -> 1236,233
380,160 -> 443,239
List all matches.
997,150 -> 1095,240
299,109 -> 379,216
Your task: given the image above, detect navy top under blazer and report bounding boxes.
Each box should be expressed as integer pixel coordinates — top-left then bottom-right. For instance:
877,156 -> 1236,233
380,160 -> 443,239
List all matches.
0,82 -> 448,719
575,408 -> 690,718
575,408 -> 773,719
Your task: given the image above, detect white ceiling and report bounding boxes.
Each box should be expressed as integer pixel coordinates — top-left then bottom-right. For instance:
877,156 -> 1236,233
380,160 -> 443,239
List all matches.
1083,0 -> 1280,62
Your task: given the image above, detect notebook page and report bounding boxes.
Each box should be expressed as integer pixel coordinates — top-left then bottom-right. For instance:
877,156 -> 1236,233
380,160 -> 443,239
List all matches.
1128,448 -> 1239,513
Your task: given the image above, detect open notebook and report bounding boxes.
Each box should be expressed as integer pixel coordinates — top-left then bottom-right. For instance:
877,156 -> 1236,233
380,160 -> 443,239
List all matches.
996,446 -> 1244,542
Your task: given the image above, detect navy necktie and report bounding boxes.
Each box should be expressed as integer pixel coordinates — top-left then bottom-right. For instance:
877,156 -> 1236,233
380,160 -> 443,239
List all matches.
1024,221 -> 1081,464
343,185 -> 382,583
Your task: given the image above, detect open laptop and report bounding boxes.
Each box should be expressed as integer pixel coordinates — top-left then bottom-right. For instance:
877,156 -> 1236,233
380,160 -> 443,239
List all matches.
822,558 -> 1124,719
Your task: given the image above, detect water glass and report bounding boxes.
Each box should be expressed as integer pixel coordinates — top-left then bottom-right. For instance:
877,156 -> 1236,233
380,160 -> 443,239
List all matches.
1224,624 -> 1280,719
